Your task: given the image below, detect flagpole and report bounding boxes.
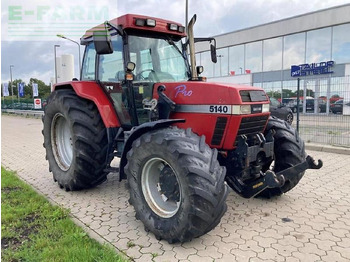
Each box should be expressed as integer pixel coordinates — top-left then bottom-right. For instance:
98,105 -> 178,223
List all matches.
10,65 -> 14,108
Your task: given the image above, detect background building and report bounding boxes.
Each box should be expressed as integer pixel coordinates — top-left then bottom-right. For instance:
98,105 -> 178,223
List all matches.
196,4 -> 350,115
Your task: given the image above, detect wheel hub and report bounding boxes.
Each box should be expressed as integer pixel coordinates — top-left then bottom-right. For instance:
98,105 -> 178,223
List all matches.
51,113 -> 73,171
141,158 -> 181,218
159,166 -> 180,202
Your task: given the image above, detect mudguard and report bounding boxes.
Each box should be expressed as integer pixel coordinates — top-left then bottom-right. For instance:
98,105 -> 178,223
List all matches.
119,119 -> 185,180
54,81 -> 120,128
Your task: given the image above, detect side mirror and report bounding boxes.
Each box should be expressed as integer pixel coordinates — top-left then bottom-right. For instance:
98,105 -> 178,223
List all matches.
93,24 -> 113,55
210,44 -> 217,63
196,66 -> 204,75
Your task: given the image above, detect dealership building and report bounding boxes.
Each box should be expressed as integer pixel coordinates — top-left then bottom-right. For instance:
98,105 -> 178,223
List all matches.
196,4 -> 350,115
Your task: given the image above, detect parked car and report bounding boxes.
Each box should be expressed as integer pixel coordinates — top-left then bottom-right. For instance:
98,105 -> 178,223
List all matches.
288,98 -> 327,113
330,99 -> 343,114
269,97 -> 293,124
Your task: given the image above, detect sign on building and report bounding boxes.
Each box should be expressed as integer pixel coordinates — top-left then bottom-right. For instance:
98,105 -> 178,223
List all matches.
291,61 -> 334,77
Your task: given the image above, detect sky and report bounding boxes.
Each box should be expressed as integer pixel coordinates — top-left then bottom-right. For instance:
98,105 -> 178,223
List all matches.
1,0 -> 350,85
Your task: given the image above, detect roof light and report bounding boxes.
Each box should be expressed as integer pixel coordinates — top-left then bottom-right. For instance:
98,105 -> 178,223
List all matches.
178,26 -> 185,33
135,18 -> 145,26
146,19 -> 156,27
168,23 -> 178,31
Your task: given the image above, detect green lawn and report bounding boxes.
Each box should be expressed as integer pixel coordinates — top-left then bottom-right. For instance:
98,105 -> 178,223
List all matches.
1,167 -> 127,262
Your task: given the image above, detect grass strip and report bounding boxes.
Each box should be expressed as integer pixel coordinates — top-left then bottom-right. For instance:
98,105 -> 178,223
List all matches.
1,167 -> 127,262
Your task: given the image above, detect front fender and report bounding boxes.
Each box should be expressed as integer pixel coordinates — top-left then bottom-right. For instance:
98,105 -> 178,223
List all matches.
119,119 -> 185,180
54,81 -> 120,128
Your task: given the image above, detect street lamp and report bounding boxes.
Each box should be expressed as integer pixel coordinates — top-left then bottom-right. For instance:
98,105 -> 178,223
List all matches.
54,45 -> 60,84
57,34 -> 81,78
10,65 -> 14,108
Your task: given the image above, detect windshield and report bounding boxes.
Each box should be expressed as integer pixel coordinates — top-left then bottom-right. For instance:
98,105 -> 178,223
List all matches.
128,35 -> 189,82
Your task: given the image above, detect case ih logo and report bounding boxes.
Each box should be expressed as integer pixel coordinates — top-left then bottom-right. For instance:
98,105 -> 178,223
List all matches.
291,61 -> 334,77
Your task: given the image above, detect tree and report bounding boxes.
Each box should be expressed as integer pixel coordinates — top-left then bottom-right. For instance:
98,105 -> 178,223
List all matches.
28,78 -> 51,99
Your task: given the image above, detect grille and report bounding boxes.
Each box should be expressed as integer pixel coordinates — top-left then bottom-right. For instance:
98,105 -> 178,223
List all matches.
211,117 -> 228,146
240,90 -> 268,102
236,115 -> 268,136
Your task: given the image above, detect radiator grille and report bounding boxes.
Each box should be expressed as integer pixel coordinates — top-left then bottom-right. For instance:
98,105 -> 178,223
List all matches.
236,115 -> 268,136
211,117 -> 228,146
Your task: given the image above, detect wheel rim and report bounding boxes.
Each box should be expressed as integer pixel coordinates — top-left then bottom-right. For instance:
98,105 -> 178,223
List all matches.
141,158 -> 181,218
286,113 -> 293,124
51,113 -> 73,171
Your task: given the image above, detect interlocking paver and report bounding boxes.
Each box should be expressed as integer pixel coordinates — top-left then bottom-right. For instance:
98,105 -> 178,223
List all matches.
2,115 -> 350,261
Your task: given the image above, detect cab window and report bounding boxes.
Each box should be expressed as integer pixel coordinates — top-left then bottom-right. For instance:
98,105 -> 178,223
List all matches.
98,35 -> 124,82
81,42 -> 96,80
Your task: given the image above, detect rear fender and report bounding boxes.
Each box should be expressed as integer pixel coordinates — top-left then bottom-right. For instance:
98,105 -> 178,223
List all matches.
119,119 -> 185,180
54,81 -> 120,128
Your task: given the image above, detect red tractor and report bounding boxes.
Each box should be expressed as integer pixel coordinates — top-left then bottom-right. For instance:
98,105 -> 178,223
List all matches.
43,14 -> 322,243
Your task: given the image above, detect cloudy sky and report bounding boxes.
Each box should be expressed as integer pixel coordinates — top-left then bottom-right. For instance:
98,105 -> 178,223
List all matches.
1,0 -> 350,84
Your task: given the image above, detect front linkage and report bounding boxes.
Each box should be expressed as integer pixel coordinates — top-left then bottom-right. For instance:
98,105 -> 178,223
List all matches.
224,133 -> 323,198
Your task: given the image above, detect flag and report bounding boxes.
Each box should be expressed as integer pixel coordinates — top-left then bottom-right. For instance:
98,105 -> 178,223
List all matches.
32,83 -> 39,97
18,82 -> 25,97
2,83 -> 9,96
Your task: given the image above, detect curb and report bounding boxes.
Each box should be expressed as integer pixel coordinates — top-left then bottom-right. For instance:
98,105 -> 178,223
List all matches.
306,143 -> 350,155
2,109 -> 44,119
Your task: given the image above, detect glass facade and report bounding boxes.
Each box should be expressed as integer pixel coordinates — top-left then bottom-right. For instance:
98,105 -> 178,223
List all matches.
197,23 -> 350,78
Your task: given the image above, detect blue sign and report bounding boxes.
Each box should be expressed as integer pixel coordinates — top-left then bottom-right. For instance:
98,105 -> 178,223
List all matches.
291,61 -> 334,77
18,82 -> 25,97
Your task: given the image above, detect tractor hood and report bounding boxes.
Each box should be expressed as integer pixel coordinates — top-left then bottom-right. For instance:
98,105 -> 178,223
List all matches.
153,81 -> 269,105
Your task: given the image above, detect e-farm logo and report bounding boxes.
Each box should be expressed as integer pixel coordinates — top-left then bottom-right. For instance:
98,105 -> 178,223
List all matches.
5,4 -> 109,40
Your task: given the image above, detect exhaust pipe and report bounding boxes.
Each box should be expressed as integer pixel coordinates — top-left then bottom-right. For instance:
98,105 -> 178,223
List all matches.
187,14 -> 197,79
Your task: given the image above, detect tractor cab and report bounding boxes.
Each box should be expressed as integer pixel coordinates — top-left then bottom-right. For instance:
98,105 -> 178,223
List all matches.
80,14 -> 216,129
80,15 -> 194,128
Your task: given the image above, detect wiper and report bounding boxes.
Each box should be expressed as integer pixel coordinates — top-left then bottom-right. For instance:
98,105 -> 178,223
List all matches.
166,37 -> 191,78
166,37 -> 186,60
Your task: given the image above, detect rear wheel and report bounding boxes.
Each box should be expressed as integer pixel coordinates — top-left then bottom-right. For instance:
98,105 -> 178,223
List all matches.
257,117 -> 306,198
125,127 -> 228,243
43,89 -> 108,191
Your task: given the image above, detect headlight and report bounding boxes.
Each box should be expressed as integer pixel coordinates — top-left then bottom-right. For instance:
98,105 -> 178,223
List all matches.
262,104 -> 270,113
232,105 -> 251,115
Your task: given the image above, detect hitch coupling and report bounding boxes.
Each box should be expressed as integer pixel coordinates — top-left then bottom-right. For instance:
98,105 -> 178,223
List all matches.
231,155 -> 323,198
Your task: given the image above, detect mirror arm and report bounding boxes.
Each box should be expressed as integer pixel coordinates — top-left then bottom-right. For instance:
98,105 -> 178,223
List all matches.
104,21 -> 124,36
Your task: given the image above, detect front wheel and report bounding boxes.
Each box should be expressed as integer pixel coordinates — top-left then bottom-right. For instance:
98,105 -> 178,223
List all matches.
257,117 -> 306,198
42,90 -> 109,191
125,127 -> 228,243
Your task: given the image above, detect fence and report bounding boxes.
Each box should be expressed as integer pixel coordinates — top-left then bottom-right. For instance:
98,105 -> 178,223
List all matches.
1,98 -> 46,111
264,75 -> 350,147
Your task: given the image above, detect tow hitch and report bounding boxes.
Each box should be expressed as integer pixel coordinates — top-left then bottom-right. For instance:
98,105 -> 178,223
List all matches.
228,155 -> 323,198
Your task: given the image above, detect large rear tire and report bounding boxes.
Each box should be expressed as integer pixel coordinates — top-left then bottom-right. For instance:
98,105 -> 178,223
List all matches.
125,127 -> 228,243
42,89 -> 108,191
257,117 -> 306,198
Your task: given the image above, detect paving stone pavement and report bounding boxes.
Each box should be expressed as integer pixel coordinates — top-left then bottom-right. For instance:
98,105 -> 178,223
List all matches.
2,115 -> 350,262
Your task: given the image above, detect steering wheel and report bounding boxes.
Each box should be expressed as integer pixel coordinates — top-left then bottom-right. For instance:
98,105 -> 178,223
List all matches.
135,69 -> 155,80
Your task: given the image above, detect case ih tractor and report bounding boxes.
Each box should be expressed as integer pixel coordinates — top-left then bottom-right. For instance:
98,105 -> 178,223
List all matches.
43,14 -> 322,243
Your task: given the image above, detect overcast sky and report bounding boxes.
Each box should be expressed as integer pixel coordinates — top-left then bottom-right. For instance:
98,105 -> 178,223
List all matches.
1,0 -> 350,84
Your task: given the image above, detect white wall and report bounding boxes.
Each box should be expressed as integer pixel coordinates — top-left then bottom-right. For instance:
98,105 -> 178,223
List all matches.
207,74 -> 252,85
